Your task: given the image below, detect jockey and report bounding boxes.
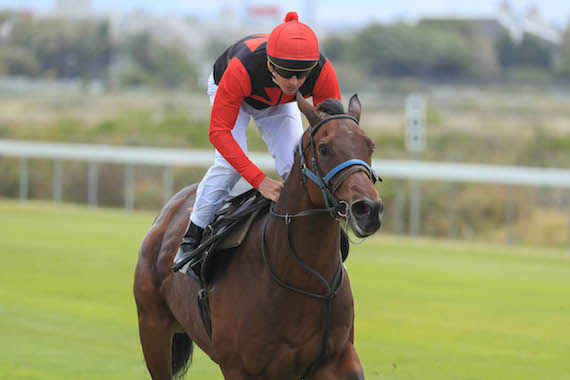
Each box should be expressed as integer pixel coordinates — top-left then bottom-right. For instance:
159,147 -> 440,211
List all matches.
173,11 -> 341,274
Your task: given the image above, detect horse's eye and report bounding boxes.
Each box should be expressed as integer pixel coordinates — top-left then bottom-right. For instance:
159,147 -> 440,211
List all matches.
318,144 -> 330,156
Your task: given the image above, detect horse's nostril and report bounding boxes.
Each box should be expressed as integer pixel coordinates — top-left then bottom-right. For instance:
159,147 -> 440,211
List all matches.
351,199 -> 383,219
352,201 -> 370,217
350,199 -> 383,236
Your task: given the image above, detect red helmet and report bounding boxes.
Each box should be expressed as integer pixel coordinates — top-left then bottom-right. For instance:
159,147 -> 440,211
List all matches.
267,12 -> 319,71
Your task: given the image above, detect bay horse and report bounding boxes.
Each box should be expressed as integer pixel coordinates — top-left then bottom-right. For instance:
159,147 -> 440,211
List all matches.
134,92 -> 383,379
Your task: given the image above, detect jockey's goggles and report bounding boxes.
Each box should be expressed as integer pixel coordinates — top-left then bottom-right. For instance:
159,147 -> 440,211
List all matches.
268,56 -> 317,80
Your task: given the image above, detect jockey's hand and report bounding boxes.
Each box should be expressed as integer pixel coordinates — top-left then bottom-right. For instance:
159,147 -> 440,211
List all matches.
257,176 -> 283,203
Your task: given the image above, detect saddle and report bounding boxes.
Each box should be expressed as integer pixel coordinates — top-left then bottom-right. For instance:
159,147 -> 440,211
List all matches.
186,188 -> 271,285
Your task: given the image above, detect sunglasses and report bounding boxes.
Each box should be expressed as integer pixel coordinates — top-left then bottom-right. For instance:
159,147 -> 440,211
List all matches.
271,64 -> 312,80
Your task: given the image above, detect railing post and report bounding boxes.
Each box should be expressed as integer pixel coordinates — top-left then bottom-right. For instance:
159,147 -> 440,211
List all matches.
393,180 -> 404,235
88,161 -> 98,208
53,160 -> 63,204
409,179 -> 421,237
125,164 -> 135,210
506,187 -> 514,246
448,182 -> 457,239
19,157 -> 28,202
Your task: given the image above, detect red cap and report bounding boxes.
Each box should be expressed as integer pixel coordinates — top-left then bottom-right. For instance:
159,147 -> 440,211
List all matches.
267,11 -> 319,61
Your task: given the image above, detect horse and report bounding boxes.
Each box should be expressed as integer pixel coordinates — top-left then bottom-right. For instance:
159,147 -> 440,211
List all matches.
133,92 -> 384,380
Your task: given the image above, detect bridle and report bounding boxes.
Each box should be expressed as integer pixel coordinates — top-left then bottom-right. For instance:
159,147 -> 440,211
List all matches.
299,114 -> 380,218
261,113 -> 381,379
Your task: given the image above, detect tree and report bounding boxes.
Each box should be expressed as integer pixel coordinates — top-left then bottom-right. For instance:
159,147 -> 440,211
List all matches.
498,33 -> 553,69
1,16 -> 113,80
0,15 -> 199,88
122,32 -> 198,89
350,23 -> 475,79
0,44 -> 39,75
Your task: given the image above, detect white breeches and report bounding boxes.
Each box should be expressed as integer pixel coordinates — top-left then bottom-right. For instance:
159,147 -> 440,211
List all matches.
190,74 -> 303,228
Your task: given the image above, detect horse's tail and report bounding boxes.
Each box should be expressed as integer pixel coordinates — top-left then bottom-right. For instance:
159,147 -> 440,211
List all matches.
172,333 -> 194,379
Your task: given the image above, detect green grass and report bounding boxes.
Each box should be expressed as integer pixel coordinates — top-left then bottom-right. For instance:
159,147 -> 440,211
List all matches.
1,199 -> 569,379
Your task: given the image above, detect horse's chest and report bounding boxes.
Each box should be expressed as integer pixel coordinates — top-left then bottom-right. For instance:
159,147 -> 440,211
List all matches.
237,310 -> 352,378
213,266 -> 354,378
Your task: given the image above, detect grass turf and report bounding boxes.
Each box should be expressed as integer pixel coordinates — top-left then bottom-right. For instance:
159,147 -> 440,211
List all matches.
1,199 -> 569,379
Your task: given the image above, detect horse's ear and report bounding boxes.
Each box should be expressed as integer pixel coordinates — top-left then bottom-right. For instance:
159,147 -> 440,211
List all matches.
296,91 -> 321,127
348,94 -> 361,122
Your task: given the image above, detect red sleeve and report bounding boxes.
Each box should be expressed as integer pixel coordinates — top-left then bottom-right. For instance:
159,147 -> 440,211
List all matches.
209,58 -> 267,188
312,59 -> 341,107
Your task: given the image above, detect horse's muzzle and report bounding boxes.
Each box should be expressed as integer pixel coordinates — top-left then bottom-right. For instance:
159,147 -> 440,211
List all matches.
350,199 -> 383,237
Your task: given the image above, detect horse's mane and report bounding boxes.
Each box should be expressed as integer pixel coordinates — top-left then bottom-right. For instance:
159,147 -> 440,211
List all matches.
317,98 -> 344,115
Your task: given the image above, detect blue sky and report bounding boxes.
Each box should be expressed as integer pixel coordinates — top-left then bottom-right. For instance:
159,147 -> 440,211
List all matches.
2,0 -> 569,27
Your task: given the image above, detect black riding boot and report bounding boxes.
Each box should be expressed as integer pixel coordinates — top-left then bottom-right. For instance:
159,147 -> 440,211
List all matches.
172,221 -> 204,272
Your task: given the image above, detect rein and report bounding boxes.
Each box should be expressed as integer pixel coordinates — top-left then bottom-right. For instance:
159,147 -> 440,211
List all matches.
260,113 -> 379,379
261,209 -> 344,380
262,209 -> 345,302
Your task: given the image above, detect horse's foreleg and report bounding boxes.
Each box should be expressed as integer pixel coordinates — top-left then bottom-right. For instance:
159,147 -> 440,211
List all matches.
311,342 -> 365,380
137,305 -> 176,380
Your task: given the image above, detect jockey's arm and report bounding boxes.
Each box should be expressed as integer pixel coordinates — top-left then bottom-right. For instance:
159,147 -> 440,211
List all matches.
208,58 -> 269,190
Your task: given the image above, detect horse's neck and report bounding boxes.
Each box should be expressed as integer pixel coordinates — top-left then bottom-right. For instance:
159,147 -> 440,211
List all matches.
269,171 -> 341,287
